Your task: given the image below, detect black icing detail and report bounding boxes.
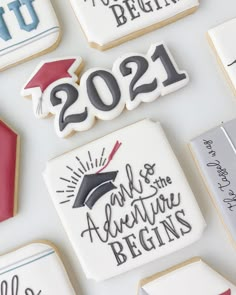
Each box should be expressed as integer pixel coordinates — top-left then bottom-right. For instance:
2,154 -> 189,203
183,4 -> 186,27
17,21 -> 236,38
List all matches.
85,181 -> 117,209
151,44 -> 187,87
228,60 -> 236,67
0,275 -> 41,295
119,56 -> 157,101
50,83 -> 88,132
86,70 -> 121,111
73,171 -> 118,209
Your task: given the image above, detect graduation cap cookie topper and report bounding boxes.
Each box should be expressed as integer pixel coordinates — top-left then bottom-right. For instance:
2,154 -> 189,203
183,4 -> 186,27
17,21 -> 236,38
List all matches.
22,42 -> 189,138
138,258 -> 235,295
44,120 -> 206,281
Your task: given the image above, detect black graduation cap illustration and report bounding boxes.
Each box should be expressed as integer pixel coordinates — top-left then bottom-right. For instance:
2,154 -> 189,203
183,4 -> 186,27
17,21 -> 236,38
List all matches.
58,141 -> 122,209
73,171 -> 118,209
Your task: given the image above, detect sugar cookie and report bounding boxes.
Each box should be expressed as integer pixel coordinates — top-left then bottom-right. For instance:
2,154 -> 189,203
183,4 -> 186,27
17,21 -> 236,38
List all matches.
0,242 -> 76,294
70,0 -> 199,50
44,119 -> 206,281
138,257 -> 236,294
0,0 -> 61,71
208,18 -> 236,95
0,120 -> 19,222
22,42 -> 189,138
190,119 -> 236,247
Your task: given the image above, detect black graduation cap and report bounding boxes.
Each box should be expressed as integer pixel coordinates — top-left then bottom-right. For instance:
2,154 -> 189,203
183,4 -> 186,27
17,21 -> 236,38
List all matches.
73,171 -> 118,209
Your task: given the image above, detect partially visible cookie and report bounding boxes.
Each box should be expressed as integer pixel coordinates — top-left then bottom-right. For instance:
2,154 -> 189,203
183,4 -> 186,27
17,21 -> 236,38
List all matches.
0,120 -> 19,222
190,119 -> 236,248
208,18 -> 236,95
0,0 -> 61,71
44,119 -> 206,281
0,242 -> 76,294
138,257 -> 235,294
70,0 -> 200,50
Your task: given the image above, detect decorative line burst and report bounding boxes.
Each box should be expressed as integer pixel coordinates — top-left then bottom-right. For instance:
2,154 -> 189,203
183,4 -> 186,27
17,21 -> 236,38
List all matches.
57,146 -> 108,204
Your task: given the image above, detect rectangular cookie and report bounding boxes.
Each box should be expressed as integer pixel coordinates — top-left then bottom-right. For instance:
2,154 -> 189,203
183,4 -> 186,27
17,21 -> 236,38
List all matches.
208,18 -> 236,95
0,0 -> 61,70
138,257 -> 235,294
0,242 -> 76,294
190,119 -> 236,247
70,0 -> 200,50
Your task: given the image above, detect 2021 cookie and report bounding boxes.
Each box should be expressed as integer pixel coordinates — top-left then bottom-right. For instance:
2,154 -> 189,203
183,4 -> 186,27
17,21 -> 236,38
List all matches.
208,18 -> 236,95
70,0 -> 200,50
0,242 -> 75,294
44,119 -> 206,281
0,0 -> 61,71
21,42 -> 189,138
0,120 -> 19,222
138,257 -> 235,294
190,119 -> 236,248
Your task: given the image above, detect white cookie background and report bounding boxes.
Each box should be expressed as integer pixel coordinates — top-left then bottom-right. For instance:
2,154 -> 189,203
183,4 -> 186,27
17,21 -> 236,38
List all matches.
0,0 -> 236,294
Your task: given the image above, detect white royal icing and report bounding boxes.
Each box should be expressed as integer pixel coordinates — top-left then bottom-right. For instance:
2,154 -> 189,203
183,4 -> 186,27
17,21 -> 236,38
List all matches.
21,42 -> 189,138
43,120 -> 206,281
0,0 -> 60,70
139,259 -> 236,295
0,243 -> 75,294
208,18 -> 236,94
69,0 -> 199,49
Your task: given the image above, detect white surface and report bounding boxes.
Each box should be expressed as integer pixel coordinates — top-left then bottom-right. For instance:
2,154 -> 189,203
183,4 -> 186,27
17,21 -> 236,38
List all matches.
0,0 -> 236,294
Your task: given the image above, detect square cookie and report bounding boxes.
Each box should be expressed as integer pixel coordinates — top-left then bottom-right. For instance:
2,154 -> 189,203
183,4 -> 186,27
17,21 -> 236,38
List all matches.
70,0 -> 199,50
190,119 -> 236,248
208,18 -> 236,95
0,0 -> 61,70
138,258 -> 235,294
0,242 -> 75,294
44,119 -> 206,281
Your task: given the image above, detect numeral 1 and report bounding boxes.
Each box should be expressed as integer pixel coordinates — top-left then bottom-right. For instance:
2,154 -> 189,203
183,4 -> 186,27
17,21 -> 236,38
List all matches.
151,44 -> 187,87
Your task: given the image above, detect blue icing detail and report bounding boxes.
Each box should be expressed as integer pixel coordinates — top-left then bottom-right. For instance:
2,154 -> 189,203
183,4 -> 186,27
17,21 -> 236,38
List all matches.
8,0 -> 39,32
0,7 -> 12,41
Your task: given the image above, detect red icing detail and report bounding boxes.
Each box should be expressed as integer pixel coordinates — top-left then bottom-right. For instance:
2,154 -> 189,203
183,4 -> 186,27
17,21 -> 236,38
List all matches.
97,141 -> 122,174
220,289 -> 231,295
0,121 -> 18,222
24,59 -> 76,92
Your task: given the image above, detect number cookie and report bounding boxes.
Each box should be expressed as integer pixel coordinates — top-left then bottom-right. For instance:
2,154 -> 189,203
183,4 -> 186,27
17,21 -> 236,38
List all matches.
190,119 -> 236,248
0,120 -> 19,222
70,0 -> 200,50
0,243 -> 75,294
208,18 -> 236,95
138,257 -> 235,294
43,119 -> 206,281
22,42 -> 189,138
0,0 -> 61,71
